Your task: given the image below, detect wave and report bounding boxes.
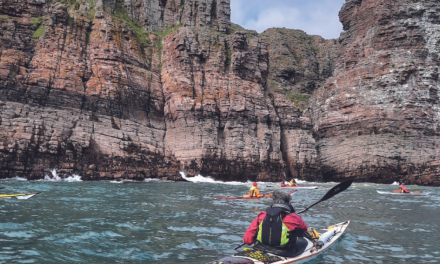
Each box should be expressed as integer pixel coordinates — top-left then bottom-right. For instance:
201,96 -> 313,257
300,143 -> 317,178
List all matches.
40,169 -> 83,182
391,181 -> 399,185
180,172 -> 251,185
13,176 -> 28,181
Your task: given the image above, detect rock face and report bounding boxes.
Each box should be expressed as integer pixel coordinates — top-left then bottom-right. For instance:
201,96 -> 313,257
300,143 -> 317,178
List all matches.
161,28 -> 285,181
309,0 -> 440,185
1,0 -> 439,185
260,29 -> 337,181
96,0 -> 230,33
0,1 -> 180,180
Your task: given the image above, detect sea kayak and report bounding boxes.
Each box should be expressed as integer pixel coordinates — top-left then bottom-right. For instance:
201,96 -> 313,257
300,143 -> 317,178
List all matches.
279,186 -> 318,190
376,190 -> 430,196
0,192 -> 41,200
207,221 -> 350,264
214,190 -> 296,200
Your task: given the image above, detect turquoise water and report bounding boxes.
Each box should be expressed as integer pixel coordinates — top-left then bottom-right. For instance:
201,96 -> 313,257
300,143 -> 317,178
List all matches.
0,177 -> 439,263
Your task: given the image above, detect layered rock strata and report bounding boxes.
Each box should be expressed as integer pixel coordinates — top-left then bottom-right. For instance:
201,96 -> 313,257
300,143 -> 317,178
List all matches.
0,1 -> 180,180
260,29 -> 337,181
161,28 -> 285,181
309,0 -> 440,185
1,0 -> 439,185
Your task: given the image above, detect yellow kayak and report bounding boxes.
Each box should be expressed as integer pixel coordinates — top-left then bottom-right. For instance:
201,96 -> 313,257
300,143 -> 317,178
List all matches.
0,192 -> 41,199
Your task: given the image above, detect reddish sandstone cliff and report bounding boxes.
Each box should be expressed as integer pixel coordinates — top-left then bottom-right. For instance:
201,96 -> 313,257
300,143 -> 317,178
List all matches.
1,0 -> 439,185
309,0 -> 440,185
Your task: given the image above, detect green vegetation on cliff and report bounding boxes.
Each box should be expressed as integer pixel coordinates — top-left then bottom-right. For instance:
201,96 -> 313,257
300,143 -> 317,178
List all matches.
112,0 -> 151,48
32,17 -> 45,40
286,92 -> 311,110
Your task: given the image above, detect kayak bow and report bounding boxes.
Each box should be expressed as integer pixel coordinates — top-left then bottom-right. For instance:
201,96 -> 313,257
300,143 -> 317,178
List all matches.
0,192 -> 41,200
214,190 -> 296,200
208,221 -> 350,264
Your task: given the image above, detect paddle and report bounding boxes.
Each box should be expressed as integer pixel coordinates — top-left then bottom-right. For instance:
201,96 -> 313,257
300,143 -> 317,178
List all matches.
234,180 -> 353,250
392,190 -> 421,194
297,180 -> 353,214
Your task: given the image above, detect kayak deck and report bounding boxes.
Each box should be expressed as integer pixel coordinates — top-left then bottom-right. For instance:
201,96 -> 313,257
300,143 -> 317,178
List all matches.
0,192 -> 41,200
214,191 -> 296,200
376,190 -> 430,196
208,221 -> 350,264
280,186 -> 318,190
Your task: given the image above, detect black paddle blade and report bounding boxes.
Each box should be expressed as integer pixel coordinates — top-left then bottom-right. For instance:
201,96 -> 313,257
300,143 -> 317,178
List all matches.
320,180 -> 353,202
297,180 -> 353,214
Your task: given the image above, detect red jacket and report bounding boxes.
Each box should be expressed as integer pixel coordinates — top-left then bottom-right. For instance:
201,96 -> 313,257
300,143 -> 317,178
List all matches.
399,184 -> 409,193
243,211 -> 308,245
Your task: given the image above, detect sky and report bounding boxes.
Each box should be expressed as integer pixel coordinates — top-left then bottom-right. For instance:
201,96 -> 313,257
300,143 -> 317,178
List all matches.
230,0 -> 346,39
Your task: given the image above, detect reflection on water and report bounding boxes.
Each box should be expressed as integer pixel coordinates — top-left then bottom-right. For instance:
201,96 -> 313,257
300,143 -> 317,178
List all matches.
0,178 -> 439,263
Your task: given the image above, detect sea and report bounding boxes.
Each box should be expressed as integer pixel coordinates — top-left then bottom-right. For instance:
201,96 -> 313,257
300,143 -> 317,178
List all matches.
0,170 -> 439,264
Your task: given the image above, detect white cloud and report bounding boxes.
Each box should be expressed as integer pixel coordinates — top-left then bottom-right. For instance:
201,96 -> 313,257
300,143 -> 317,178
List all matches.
230,0 -> 345,39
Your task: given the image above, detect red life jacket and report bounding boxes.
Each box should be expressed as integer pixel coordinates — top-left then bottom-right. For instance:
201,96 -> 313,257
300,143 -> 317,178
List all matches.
400,185 -> 409,193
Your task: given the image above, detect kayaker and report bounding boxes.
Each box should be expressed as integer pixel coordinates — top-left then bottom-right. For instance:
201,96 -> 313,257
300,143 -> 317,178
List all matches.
289,179 -> 297,187
399,183 -> 410,193
281,181 -> 286,187
249,182 -> 262,198
243,190 -> 308,250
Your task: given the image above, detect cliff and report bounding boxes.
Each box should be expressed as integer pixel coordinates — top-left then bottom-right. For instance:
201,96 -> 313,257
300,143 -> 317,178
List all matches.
309,0 -> 440,185
1,0 -> 439,185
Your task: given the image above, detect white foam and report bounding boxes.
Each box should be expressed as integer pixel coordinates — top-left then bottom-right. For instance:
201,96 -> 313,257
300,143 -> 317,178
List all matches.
41,169 -> 82,182
294,179 -> 308,184
180,172 -> 250,185
13,176 -> 27,181
391,181 -> 399,185
110,180 -> 123,184
64,174 -> 83,182
143,178 -> 167,182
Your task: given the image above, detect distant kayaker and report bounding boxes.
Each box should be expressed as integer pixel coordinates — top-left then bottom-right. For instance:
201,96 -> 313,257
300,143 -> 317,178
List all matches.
249,182 -> 262,198
399,183 -> 410,193
243,190 -> 308,250
289,179 -> 297,187
281,181 -> 287,187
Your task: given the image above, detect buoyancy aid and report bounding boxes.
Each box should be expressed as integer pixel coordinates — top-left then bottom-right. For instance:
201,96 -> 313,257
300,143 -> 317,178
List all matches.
257,203 -> 298,247
249,186 -> 259,197
399,185 -> 409,193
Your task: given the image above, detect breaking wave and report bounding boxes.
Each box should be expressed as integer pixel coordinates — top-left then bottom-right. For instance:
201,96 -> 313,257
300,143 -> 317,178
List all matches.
180,172 -> 251,185
41,169 -> 82,182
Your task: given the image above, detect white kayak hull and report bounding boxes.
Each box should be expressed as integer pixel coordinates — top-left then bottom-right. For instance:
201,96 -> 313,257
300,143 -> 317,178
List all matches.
279,186 -> 318,190
0,192 -> 40,200
209,221 -> 350,264
376,190 -> 430,196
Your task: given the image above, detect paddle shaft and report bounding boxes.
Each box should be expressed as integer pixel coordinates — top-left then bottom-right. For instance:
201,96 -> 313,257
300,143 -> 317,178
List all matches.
297,180 -> 353,214
235,180 -> 353,250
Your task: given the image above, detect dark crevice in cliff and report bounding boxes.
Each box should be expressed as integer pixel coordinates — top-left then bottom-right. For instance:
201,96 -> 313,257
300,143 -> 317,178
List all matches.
224,39 -> 231,73
210,0 -> 217,28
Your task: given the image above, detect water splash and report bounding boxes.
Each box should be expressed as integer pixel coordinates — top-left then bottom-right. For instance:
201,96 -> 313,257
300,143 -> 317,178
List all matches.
43,169 -> 62,181
13,176 -> 27,181
65,174 -> 83,182
391,181 -> 399,185
180,172 -> 250,185
42,169 -> 82,182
